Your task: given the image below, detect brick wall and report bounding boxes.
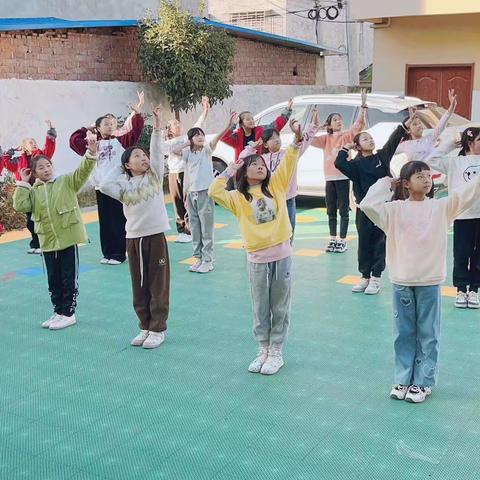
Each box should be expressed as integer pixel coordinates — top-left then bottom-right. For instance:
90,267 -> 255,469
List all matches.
0,28 -> 142,81
232,38 -> 318,85
0,28 -> 318,85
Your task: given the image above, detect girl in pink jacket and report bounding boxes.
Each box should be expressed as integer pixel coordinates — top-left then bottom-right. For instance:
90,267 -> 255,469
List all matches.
312,91 -> 368,253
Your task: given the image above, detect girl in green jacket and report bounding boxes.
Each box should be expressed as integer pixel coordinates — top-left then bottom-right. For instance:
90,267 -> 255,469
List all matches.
13,131 -> 98,331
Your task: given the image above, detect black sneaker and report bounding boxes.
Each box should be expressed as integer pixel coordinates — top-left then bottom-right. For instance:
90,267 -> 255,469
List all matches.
334,240 -> 347,253
325,240 -> 336,253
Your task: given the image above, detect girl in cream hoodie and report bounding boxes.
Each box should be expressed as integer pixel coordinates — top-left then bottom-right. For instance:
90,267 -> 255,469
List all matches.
359,160 -> 480,403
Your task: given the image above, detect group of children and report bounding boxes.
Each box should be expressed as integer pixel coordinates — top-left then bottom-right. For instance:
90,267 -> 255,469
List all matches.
5,88 -> 480,401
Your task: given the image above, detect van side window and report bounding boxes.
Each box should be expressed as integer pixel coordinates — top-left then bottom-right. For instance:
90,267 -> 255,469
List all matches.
314,104 -> 356,128
256,104 -> 309,132
367,108 -> 407,127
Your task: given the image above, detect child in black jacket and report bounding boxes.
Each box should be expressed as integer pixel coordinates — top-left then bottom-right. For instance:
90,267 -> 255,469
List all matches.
335,114 -> 414,295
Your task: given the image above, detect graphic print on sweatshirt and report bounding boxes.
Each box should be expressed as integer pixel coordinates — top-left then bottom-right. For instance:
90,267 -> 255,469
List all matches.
251,196 -> 276,224
463,165 -> 480,182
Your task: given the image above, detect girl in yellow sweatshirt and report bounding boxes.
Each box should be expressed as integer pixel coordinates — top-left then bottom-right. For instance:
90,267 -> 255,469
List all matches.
208,120 -> 304,375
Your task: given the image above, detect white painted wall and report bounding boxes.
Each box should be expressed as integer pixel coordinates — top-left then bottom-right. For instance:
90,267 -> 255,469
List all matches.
0,79 -> 350,176
2,0 -> 202,19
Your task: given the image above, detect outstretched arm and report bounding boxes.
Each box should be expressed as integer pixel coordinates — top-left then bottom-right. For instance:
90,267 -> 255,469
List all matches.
358,177 -> 392,231
210,112 -> 238,151
67,130 -> 98,192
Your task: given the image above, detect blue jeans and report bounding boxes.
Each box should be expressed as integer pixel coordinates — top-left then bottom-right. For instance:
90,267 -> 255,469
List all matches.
392,284 -> 441,387
286,197 -> 296,238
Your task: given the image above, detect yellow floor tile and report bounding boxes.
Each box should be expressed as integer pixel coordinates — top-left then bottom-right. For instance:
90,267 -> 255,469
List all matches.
224,242 -> 244,250
296,216 -> 317,223
294,249 -> 324,257
179,257 -> 197,265
165,235 -> 177,242
214,223 -> 227,229
337,275 -> 361,285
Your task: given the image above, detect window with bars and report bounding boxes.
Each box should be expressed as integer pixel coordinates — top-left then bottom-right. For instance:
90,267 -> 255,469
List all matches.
230,10 -> 283,34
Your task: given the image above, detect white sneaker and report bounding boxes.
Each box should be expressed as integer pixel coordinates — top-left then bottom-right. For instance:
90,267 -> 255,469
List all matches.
334,241 -> 347,253
49,314 -> 76,330
189,260 -> 202,272
248,346 -> 269,373
107,259 -> 123,265
260,347 -> 284,375
33,248 -> 42,254
364,276 -> 381,295
142,331 -> 166,349
176,233 -> 192,243
41,313 -> 61,329
352,277 -> 369,293
390,384 -> 408,400
100,258 -> 109,264
467,291 -> 480,309
325,240 -> 336,253
405,385 -> 432,403
197,261 -> 214,274
130,330 -> 149,346
455,291 -> 468,309
27,248 -> 36,254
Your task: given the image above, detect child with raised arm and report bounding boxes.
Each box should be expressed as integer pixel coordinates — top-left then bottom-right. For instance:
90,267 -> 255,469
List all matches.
164,96 -> 210,243
221,99 -> 293,160
13,132 -> 98,330
174,113 -> 236,273
359,160 -> 480,403
261,109 -> 320,236
395,90 -> 457,162
335,112 -> 415,295
425,127 -> 480,309
69,93 -> 145,265
209,119 -> 304,375
99,106 -> 170,349
2,120 -> 57,254
312,91 -> 368,253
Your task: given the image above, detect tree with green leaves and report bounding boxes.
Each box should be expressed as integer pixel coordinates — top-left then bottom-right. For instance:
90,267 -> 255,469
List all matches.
139,1 -> 235,119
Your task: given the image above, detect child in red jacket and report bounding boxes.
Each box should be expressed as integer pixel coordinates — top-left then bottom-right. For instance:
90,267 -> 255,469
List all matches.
221,99 -> 293,160
1,120 -> 57,253
69,96 -> 144,265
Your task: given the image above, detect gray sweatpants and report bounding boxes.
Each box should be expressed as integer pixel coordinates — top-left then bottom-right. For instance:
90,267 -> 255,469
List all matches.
186,189 -> 214,263
247,256 -> 292,348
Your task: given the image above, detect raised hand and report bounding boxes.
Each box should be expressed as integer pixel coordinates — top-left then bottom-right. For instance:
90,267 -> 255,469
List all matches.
290,118 -> 301,135
361,89 -> 368,107
311,109 -> 319,127
343,143 -> 355,150
404,107 -> 417,129
85,130 -> 98,156
249,138 -> 263,149
152,104 -> 162,130
448,89 -> 457,113
45,120 -> 54,130
228,111 -> 238,128
19,167 -> 32,183
129,91 -> 145,114
202,96 -> 210,111
287,98 -> 293,111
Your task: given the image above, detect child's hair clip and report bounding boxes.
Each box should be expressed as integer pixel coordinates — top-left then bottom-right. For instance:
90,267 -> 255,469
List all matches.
467,129 -> 473,138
